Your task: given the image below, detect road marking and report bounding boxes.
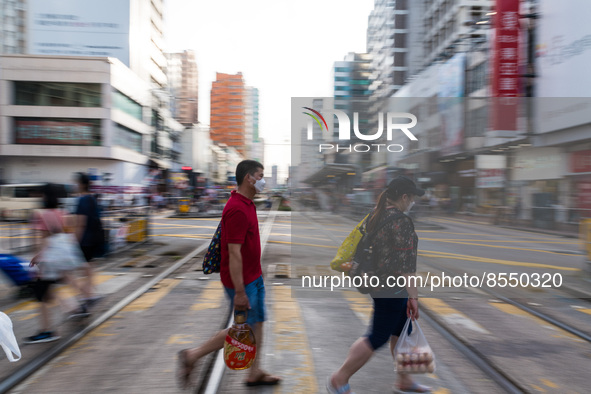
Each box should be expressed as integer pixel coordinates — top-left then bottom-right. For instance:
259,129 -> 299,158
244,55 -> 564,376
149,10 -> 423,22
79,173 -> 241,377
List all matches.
272,286 -> 318,394
166,334 -> 193,345
417,230 -> 558,241
422,238 -> 579,245
489,302 -> 584,343
421,298 -> 491,334
342,290 -> 371,326
531,384 -> 546,392
422,239 -> 579,257
575,308 -> 591,316
540,379 -> 558,388
151,233 -> 212,239
122,278 -> 180,312
419,250 -> 580,271
269,240 -> 337,249
191,280 -> 224,311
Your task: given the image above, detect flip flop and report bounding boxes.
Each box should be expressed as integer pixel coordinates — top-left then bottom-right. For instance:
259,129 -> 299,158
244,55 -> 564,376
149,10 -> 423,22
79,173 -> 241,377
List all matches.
326,376 -> 355,394
245,372 -> 282,387
393,382 -> 432,393
176,349 -> 193,389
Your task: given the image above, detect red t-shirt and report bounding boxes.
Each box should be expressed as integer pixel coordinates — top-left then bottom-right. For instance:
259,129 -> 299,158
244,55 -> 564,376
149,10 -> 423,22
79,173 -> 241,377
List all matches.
220,190 -> 262,289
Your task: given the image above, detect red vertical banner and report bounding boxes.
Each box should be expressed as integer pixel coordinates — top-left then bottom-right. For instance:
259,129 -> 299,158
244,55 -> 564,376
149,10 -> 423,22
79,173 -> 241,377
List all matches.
490,0 -> 520,135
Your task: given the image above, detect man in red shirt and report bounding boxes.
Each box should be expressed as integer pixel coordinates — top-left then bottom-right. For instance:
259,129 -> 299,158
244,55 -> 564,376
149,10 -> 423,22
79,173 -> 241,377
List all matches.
178,160 -> 281,388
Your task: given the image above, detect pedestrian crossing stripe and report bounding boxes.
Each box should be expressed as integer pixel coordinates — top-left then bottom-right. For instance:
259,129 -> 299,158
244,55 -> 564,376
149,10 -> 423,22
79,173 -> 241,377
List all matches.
191,280 -> 223,311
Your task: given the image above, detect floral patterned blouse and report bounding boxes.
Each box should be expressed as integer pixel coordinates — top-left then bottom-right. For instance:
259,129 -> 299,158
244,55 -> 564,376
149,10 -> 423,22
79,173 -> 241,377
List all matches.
367,207 -> 418,284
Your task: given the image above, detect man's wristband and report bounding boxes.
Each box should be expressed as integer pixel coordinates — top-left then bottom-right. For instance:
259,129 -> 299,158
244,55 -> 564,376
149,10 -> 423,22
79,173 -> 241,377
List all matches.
409,297 -> 418,300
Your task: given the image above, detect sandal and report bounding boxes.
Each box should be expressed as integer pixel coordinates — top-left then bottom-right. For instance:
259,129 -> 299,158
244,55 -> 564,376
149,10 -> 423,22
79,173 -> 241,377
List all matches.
393,382 -> 432,393
176,349 -> 194,389
326,376 -> 355,394
245,371 -> 282,387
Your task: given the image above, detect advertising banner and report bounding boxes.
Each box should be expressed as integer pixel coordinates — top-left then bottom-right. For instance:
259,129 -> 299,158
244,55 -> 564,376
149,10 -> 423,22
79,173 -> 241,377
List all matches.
15,119 -> 100,146
27,0 -> 130,65
489,0 -> 520,135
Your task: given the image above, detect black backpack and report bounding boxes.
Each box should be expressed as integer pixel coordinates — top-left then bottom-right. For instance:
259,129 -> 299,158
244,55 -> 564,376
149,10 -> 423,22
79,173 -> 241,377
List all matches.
350,212 -> 404,294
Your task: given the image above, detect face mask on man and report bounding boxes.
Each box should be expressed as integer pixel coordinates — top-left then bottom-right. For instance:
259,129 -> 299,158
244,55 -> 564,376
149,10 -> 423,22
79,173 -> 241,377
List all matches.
251,175 -> 266,193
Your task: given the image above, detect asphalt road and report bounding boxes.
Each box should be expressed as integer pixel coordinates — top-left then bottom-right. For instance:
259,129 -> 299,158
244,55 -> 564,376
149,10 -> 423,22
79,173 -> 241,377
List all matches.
2,208 -> 590,393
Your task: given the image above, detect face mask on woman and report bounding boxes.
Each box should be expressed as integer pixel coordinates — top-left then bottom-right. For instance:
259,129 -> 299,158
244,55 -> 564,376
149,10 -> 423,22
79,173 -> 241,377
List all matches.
404,196 -> 415,213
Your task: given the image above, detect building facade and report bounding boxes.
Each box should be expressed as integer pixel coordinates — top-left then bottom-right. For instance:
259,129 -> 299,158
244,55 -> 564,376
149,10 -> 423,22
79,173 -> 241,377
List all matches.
0,55 -> 164,188
167,50 -> 198,125
0,0 -> 26,55
210,72 -> 245,156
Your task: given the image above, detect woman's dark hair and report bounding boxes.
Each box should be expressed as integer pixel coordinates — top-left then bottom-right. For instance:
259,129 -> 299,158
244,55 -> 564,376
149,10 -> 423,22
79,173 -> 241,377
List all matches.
77,172 -> 90,192
235,160 -> 264,186
366,187 -> 407,234
42,183 -> 59,209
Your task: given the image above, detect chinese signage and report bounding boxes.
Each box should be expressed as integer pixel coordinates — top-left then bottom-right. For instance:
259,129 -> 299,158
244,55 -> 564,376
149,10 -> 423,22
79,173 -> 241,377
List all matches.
15,119 -> 100,146
490,0 -> 520,134
477,169 -> 505,188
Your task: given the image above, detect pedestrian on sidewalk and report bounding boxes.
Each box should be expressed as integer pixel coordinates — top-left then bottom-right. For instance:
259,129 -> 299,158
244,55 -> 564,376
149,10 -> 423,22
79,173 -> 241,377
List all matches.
177,160 -> 281,389
74,172 -> 105,303
328,176 -> 431,394
25,183 -> 91,344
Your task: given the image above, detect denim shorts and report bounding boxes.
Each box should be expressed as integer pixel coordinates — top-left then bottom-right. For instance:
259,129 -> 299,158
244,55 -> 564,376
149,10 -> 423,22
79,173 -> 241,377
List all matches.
224,275 -> 266,325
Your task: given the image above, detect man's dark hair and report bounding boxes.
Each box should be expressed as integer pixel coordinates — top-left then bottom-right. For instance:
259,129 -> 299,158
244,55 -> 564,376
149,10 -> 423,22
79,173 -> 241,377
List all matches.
42,183 -> 59,209
236,160 -> 264,186
77,172 -> 90,192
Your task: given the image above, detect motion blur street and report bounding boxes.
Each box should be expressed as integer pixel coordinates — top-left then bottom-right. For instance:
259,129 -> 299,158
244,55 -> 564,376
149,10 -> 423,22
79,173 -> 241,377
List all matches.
1,202 -> 589,393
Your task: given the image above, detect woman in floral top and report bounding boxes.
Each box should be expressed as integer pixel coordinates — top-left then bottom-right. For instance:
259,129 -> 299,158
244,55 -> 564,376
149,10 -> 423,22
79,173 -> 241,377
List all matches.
328,176 -> 430,394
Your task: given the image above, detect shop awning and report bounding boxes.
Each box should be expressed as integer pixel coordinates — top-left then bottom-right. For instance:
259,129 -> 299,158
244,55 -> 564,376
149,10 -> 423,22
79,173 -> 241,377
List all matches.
303,164 -> 358,185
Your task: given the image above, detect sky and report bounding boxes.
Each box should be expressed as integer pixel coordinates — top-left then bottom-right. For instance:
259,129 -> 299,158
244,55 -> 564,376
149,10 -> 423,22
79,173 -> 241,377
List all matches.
164,0 -> 375,181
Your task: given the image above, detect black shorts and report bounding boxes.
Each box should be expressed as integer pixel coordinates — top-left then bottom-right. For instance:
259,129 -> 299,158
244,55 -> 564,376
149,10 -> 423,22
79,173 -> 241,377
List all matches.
31,279 -> 58,302
81,245 -> 98,262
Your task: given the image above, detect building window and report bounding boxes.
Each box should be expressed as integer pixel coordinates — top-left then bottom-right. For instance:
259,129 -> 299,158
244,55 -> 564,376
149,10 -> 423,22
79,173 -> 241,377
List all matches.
13,117 -> 101,146
112,90 -> 143,121
114,123 -> 143,153
14,81 -> 101,107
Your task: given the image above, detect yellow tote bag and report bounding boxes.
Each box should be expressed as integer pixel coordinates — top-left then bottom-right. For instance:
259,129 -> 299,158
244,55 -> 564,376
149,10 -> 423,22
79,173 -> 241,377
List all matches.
330,214 -> 369,272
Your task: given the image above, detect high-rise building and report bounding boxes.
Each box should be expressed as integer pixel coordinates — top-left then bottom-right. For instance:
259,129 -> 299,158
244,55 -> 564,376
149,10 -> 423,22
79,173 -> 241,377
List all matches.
421,0 -> 492,67
245,86 -> 262,161
167,50 -> 198,125
0,0 -> 26,54
210,72 -> 245,156
333,52 -> 372,166
367,0 -> 412,99
6,0 -> 168,89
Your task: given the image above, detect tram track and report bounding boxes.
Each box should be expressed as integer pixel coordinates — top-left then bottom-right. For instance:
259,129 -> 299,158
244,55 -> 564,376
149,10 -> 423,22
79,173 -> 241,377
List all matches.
0,241 -> 210,394
301,210 -> 590,393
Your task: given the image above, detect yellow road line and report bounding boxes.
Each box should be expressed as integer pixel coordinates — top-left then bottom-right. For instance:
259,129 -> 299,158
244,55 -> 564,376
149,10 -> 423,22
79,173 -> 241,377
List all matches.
421,298 -> 490,334
422,238 -> 579,245
151,234 -> 212,239
122,278 -> 180,312
540,379 -> 559,389
422,239 -> 579,257
269,240 -> 337,249
272,286 -> 318,393
575,308 -> 591,316
417,230 -> 557,241
419,250 -> 580,271
342,290 -> 371,326
151,223 -> 218,229
490,302 -> 583,343
191,280 -> 224,311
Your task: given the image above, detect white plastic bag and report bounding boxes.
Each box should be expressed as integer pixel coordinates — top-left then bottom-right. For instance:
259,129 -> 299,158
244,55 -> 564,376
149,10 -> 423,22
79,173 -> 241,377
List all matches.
394,317 -> 435,374
39,233 -> 86,280
0,312 -> 21,362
